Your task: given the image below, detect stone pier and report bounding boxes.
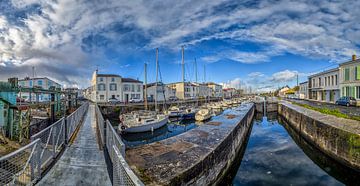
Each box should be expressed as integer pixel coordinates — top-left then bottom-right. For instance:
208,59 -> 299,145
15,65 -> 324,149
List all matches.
126,103 -> 255,185
278,101 -> 360,171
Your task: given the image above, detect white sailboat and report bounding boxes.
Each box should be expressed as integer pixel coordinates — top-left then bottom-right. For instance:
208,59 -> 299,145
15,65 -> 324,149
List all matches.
195,108 -> 212,121
119,49 -> 169,133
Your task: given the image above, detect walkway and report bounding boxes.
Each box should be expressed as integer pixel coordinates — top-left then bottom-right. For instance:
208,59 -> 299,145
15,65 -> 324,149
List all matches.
38,104 -> 111,186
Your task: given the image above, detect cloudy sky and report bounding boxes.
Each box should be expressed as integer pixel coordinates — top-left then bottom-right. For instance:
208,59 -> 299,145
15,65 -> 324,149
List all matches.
0,0 -> 359,91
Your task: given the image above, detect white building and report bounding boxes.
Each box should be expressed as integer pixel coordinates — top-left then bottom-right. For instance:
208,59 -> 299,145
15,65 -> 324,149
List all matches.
206,82 -> 223,98
167,82 -> 198,100
223,88 -> 236,98
308,68 -> 340,103
18,77 -> 61,102
195,83 -> 212,98
145,82 -> 176,101
339,55 -> 360,104
121,78 -> 143,103
298,81 -> 308,99
90,71 -> 143,103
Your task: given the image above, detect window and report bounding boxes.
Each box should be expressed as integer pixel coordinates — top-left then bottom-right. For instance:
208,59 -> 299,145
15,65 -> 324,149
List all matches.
131,84 -> 135,92
110,83 -> 117,91
324,77 -> 327,86
345,68 -> 350,81
356,66 -> 360,80
29,81 -> 33,87
328,76 -> 330,86
312,79 -> 315,87
98,83 -> 105,91
318,78 -> 321,87
335,75 -> 338,85
356,86 -> 360,99
100,95 -> 104,100
111,77 -> 115,82
331,76 -> 334,86
124,84 -> 130,91
99,77 -> 103,82
137,85 -> 141,92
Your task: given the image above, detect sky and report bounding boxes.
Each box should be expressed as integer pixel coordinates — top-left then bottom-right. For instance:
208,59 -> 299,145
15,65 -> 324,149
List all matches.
0,0 -> 359,92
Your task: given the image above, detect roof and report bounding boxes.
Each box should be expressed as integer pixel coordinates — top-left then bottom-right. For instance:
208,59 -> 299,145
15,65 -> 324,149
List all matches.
19,77 -> 61,85
122,78 -> 142,83
205,82 -> 221,86
299,81 -> 308,85
339,58 -> 360,67
145,82 -> 164,87
96,74 -> 121,78
308,67 -> 339,78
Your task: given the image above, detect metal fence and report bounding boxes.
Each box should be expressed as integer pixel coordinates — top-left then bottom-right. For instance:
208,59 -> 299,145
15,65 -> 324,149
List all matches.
66,102 -> 89,140
0,139 -> 40,186
0,102 -> 89,186
95,105 -> 105,146
95,104 -> 143,186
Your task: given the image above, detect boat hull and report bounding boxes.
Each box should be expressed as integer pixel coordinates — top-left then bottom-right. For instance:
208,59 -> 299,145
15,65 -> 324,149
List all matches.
123,117 -> 169,133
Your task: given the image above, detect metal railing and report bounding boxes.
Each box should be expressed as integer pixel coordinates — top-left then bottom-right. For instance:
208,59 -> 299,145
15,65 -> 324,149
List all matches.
0,139 -> 40,186
95,105 -> 105,145
95,104 -> 143,186
66,102 -> 89,140
0,102 -> 89,186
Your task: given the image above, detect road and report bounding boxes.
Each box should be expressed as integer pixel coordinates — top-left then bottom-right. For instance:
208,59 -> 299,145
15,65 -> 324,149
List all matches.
285,98 -> 360,118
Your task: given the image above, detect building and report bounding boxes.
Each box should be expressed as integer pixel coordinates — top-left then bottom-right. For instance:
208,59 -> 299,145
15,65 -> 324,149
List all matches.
278,86 -> 290,97
339,55 -> 360,104
145,82 -> 176,101
298,81 -> 308,99
223,88 -> 236,99
122,78 -> 143,103
206,82 -> 223,98
167,82 -> 197,100
308,68 -> 340,103
90,71 -> 143,103
18,77 -> 61,102
195,83 -> 212,98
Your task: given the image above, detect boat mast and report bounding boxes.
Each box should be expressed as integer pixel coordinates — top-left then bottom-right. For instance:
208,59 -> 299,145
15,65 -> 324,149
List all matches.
155,48 -> 159,111
195,58 -> 198,106
182,46 -> 185,100
144,63 -> 148,110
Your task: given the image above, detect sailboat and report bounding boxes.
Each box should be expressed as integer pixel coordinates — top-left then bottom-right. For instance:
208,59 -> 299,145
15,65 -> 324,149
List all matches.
195,108 -> 212,121
119,49 -> 169,133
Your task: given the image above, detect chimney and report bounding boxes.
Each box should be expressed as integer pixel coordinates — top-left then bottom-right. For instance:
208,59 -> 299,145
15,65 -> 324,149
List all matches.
352,54 -> 357,61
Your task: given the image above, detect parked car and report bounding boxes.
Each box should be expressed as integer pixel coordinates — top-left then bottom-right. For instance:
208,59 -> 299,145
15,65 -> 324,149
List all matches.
335,96 -> 357,107
108,98 -> 121,104
168,96 -> 178,102
129,98 -> 142,103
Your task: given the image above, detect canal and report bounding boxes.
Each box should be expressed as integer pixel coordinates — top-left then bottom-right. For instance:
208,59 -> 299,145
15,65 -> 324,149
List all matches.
224,112 -> 360,186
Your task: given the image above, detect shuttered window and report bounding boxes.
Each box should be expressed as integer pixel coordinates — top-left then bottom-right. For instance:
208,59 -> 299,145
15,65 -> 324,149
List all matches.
345,68 -> 350,81
356,66 -> 360,80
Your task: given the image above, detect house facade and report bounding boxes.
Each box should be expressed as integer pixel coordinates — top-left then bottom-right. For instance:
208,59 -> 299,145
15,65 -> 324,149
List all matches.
339,55 -> 360,103
167,82 -> 197,100
308,68 -> 340,103
18,77 -> 61,102
206,82 -> 223,98
145,83 -> 176,101
90,71 -> 143,103
298,81 -> 308,99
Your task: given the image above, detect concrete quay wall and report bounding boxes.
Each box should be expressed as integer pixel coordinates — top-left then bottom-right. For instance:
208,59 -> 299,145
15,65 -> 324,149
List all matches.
278,101 -> 360,171
126,103 -> 255,185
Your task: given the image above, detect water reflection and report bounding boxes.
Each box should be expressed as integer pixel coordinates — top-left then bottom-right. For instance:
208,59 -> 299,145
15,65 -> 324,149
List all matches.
227,113 -> 355,186
121,119 -> 198,147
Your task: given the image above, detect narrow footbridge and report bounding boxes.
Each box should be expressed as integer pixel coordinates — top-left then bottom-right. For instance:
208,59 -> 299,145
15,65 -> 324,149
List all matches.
0,103 -> 143,186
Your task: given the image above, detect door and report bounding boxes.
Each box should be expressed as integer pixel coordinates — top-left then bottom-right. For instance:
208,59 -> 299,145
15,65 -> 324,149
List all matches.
125,94 -> 129,103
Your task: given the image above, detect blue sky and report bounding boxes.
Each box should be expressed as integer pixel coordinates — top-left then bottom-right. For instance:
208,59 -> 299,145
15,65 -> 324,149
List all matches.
0,0 -> 359,92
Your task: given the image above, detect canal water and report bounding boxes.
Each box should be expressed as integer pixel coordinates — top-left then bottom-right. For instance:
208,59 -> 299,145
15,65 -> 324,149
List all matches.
121,119 -> 198,147
226,112 -> 360,186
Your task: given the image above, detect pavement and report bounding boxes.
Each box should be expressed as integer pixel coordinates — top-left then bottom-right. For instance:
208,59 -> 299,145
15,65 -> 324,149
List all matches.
285,98 -> 360,117
38,104 -> 111,186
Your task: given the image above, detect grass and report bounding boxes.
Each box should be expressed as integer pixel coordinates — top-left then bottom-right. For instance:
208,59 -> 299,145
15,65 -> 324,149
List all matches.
292,102 -> 360,121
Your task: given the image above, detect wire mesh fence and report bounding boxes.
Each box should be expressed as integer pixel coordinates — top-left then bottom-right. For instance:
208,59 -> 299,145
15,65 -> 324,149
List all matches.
1,102 -> 89,186
94,104 -> 143,186
0,139 -> 40,186
95,104 -> 105,146
113,145 -> 143,186
30,118 -> 65,172
66,102 -> 89,140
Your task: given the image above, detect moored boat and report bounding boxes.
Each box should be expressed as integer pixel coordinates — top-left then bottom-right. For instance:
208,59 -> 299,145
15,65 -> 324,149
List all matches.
195,108 -> 212,121
120,113 -> 169,133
